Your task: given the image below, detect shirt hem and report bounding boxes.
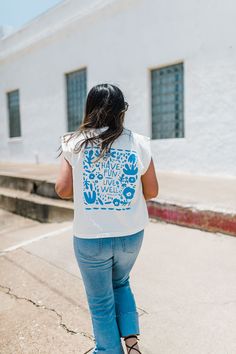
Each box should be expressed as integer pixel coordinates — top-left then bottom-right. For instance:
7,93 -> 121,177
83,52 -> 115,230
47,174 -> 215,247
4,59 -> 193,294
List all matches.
73,220 -> 150,239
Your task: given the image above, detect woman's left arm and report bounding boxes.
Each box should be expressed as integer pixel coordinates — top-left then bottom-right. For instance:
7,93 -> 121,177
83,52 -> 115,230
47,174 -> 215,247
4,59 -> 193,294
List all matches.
55,156 -> 73,199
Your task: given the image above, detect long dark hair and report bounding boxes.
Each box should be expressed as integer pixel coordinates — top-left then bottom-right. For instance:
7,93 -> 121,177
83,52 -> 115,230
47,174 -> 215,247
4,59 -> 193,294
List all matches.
56,83 -> 129,163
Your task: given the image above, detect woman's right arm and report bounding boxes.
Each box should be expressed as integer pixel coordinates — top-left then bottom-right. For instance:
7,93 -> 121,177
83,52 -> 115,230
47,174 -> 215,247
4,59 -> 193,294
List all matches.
141,158 -> 159,201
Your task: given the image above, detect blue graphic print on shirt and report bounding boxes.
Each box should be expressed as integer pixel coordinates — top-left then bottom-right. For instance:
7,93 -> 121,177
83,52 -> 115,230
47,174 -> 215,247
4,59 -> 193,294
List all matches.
83,146 -> 139,210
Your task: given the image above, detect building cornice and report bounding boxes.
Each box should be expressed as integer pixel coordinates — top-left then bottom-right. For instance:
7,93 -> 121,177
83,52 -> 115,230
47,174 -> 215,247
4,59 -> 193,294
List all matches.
0,0 -> 120,61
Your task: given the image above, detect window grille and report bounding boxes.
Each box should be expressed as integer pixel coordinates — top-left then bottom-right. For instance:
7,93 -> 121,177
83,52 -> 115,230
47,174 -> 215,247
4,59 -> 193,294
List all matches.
66,68 -> 87,132
151,63 -> 184,139
7,89 -> 21,138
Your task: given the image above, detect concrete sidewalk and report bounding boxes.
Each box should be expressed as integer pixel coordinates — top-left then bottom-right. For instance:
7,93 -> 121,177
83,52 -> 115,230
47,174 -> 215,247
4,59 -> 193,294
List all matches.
0,162 -> 235,236
0,209 -> 236,354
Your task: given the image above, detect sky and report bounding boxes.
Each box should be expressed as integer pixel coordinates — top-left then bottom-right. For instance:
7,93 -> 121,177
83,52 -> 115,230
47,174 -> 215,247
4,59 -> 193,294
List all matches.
0,0 -> 63,30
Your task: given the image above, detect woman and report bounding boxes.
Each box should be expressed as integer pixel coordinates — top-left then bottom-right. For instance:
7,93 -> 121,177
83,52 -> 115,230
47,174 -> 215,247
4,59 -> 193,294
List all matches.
55,83 -> 159,353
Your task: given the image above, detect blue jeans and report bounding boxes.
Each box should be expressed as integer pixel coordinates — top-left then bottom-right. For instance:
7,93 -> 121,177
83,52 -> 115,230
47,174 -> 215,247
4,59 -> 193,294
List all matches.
73,229 -> 144,354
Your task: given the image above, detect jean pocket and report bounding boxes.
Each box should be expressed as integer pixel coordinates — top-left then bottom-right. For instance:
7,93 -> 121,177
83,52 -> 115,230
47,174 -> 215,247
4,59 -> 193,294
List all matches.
122,229 -> 144,253
73,236 -> 102,258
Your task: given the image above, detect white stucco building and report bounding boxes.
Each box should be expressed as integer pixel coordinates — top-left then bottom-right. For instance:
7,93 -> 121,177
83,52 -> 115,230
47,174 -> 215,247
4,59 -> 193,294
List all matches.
0,0 -> 235,177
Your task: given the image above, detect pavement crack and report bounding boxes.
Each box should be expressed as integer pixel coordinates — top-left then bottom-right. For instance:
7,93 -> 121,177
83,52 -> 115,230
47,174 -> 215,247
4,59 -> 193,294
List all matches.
137,306 -> 149,316
0,284 -> 93,340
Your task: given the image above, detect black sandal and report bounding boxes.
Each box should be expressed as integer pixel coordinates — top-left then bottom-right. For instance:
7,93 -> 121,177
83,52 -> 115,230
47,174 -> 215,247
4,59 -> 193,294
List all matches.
124,335 -> 141,353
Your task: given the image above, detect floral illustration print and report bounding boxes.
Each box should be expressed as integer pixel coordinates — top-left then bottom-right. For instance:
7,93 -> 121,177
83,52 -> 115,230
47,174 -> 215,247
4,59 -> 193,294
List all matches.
83,146 -> 139,210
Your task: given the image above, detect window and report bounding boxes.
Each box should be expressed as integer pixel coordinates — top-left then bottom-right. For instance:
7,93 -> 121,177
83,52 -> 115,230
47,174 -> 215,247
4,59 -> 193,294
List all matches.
7,89 -> 21,138
151,62 -> 184,139
66,68 -> 87,132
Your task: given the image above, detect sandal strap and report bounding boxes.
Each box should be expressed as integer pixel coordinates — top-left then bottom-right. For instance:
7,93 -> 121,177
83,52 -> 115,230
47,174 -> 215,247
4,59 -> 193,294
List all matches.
126,342 -> 141,354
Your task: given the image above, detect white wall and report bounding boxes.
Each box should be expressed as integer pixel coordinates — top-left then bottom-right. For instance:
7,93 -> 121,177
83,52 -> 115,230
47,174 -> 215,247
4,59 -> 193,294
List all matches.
0,0 -> 235,176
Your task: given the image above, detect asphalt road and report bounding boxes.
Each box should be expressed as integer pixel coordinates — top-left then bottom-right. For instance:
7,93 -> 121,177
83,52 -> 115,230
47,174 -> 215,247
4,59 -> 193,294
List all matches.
0,209 -> 236,354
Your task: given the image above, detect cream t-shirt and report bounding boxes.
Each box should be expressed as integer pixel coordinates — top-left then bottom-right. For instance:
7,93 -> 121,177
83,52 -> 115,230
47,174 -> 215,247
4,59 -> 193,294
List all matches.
60,126 -> 152,239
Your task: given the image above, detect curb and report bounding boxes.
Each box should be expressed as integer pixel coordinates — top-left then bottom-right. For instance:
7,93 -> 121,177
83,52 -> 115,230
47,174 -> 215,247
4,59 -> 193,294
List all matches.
147,201 -> 236,237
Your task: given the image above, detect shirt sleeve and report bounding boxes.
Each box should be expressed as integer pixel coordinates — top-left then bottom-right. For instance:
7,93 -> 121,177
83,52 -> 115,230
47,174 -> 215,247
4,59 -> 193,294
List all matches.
60,134 -> 73,166
139,135 -> 152,175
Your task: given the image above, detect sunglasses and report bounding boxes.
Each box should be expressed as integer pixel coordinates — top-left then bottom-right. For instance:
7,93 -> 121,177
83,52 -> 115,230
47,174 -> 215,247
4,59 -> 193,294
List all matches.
124,102 -> 129,111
